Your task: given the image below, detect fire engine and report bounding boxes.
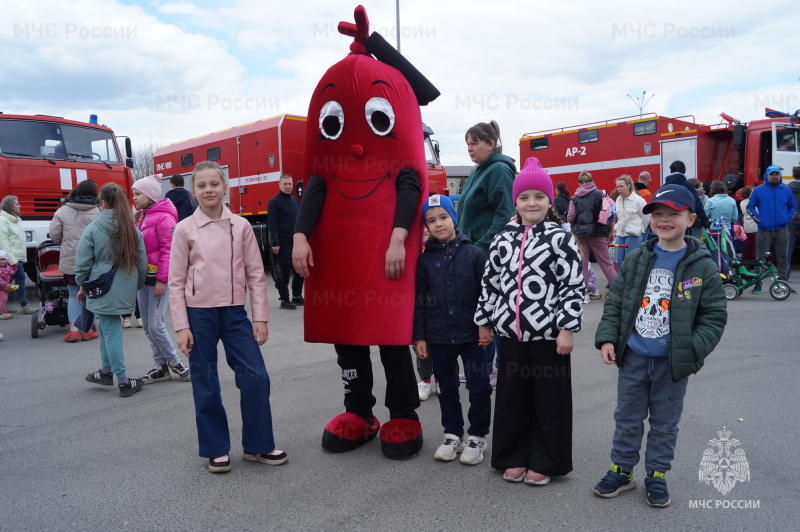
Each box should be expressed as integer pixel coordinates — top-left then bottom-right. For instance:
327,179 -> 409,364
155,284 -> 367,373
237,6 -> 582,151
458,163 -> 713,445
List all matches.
0,113 -> 134,280
519,110 -> 800,194
153,114 -> 448,253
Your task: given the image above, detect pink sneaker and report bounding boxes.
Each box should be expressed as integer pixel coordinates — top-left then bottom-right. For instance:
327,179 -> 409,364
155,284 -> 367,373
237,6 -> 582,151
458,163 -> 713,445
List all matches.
489,368 -> 498,389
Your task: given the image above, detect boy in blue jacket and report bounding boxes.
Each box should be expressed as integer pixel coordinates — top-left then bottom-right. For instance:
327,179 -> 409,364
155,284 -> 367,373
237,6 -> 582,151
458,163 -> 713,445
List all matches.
414,195 -> 492,465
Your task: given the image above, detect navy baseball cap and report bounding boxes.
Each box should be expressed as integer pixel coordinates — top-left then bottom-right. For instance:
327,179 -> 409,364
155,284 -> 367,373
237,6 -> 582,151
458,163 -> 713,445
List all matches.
643,184 -> 695,214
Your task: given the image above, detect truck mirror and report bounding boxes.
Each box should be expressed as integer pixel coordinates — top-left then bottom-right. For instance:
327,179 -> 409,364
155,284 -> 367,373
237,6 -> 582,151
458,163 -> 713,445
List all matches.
125,137 -> 133,158
432,140 -> 440,159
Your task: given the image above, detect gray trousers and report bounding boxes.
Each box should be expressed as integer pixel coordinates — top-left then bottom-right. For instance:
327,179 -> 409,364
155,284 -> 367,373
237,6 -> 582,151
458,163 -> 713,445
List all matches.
610,350 -> 688,473
137,284 -> 179,366
755,227 -> 789,280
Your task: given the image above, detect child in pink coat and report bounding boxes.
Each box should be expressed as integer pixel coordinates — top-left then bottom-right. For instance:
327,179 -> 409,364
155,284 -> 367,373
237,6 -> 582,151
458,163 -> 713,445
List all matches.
0,250 -> 17,319
131,174 -> 190,384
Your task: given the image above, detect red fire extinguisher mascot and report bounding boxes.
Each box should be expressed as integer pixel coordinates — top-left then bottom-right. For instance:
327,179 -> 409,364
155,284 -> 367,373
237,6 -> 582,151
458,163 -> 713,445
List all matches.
293,6 -> 440,459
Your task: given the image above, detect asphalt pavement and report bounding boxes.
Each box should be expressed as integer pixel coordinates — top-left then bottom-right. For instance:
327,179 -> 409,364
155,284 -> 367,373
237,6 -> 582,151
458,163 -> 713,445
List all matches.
1,269 -> 798,532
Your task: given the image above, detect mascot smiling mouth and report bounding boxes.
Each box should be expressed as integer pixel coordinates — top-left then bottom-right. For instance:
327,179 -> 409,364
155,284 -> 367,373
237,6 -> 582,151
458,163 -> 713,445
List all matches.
332,172 -> 391,200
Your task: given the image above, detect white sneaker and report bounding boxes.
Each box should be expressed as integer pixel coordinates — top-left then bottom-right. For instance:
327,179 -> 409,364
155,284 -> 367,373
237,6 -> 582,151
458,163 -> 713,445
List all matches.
136,317 -> 143,328
434,434 -> 465,461
122,317 -> 132,328
417,380 -> 431,401
460,435 -> 487,465
584,294 -> 591,304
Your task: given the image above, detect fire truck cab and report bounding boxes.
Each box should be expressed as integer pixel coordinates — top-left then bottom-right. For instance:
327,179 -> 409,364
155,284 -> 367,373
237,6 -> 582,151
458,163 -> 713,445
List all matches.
0,113 -> 133,280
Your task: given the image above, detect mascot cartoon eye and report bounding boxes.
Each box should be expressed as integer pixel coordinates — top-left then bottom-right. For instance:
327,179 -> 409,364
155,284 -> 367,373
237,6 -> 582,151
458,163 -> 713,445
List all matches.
364,97 -> 395,136
319,101 -> 344,140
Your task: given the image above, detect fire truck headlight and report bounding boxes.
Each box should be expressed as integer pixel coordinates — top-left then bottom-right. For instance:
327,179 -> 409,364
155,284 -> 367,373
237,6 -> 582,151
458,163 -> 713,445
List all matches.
25,231 -> 33,242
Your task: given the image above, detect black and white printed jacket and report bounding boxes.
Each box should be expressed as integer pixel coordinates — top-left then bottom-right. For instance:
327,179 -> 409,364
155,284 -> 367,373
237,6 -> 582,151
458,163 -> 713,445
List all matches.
475,219 -> 584,342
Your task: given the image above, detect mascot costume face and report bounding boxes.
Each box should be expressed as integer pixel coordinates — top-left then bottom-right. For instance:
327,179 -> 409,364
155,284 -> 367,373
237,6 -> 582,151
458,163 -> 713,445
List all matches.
294,6 -> 439,459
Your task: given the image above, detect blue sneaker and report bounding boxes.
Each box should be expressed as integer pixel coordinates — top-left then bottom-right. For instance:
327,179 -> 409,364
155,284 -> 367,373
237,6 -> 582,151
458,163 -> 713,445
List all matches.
751,287 -> 762,295
645,471 -> 671,508
593,464 -> 636,497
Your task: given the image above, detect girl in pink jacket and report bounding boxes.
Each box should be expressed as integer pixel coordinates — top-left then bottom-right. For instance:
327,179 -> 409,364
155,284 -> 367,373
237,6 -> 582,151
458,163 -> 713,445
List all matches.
131,174 -> 190,383
168,161 -> 287,474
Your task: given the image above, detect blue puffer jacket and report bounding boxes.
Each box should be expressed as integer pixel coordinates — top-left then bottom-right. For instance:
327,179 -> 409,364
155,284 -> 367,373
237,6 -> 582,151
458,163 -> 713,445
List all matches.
413,232 -> 487,345
746,166 -> 797,231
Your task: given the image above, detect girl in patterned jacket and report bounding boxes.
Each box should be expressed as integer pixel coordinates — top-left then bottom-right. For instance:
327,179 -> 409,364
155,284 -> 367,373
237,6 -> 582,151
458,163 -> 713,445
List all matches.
475,157 -> 584,486
131,174 -> 190,384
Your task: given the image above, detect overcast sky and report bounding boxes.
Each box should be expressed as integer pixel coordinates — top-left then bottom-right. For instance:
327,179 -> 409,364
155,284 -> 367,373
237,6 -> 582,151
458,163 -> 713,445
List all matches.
3,0 -> 798,167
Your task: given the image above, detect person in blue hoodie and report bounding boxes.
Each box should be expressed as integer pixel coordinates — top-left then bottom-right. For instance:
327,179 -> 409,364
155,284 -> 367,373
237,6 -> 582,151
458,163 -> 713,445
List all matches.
663,160 -> 709,235
747,165 -> 797,293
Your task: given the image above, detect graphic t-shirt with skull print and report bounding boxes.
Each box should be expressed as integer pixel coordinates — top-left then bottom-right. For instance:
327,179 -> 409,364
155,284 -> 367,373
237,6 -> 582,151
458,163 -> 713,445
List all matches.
626,245 -> 687,358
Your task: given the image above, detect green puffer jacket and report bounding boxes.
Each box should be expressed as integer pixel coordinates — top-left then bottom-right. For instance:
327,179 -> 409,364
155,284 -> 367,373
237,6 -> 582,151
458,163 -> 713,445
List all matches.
455,151 -> 516,254
595,237 -> 727,382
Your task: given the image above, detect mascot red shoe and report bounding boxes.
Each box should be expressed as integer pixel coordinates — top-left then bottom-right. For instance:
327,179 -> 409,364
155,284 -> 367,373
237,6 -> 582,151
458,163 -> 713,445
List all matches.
293,5 -> 439,459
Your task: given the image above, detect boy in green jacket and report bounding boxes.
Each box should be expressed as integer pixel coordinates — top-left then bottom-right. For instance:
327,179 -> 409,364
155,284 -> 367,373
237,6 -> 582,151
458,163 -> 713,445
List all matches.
593,184 -> 727,508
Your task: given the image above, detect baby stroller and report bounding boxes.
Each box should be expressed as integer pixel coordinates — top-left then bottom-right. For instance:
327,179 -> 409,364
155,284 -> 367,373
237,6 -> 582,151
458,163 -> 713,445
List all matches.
30,240 -> 70,338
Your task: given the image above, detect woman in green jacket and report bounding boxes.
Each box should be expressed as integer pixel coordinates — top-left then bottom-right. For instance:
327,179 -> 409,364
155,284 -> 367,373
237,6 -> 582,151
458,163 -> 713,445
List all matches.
455,121 -> 517,384
455,121 -> 517,255
76,184 -> 148,398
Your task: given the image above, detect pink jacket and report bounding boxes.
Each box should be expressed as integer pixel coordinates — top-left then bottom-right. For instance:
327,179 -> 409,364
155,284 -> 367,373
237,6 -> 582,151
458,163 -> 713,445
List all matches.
0,263 -> 15,291
136,199 -> 178,283
168,205 -> 269,331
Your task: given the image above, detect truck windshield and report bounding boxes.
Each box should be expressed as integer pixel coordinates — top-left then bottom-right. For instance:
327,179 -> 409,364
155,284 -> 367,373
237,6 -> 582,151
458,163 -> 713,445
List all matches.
0,119 -> 120,164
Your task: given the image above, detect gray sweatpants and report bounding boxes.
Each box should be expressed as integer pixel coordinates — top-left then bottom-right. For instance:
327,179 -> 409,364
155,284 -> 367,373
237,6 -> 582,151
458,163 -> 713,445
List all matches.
610,349 -> 689,473
137,284 -> 179,366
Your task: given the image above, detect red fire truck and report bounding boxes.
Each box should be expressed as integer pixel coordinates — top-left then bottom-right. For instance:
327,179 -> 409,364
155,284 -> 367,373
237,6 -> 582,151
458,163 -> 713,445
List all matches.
0,113 -> 133,280
153,114 -> 448,252
519,110 -> 800,194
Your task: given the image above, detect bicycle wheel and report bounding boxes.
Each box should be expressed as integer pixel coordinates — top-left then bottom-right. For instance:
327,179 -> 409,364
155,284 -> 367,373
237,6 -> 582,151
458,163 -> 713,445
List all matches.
723,284 -> 739,301
769,280 -> 790,301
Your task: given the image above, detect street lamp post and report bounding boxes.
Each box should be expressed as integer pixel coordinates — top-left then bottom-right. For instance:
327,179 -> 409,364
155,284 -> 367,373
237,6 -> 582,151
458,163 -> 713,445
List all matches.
396,0 -> 401,52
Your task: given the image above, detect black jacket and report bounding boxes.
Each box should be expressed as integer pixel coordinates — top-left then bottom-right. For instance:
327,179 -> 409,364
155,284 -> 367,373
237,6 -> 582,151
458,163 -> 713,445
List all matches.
663,172 -> 709,227
413,232 -> 487,345
571,190 -> 609,237
267,192 -> 300,244
165,187 -> 196,222
554,194 -> 570,222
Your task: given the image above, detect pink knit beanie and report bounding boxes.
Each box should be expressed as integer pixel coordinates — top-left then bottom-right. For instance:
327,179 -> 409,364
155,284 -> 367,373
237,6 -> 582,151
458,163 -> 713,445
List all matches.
132,174 -> 163,203
513,157 -> 554,204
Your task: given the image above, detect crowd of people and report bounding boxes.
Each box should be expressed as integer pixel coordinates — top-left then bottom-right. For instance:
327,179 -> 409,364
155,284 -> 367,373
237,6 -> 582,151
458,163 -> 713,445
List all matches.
1,122 -> 796,504
407,122 -> 732,506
